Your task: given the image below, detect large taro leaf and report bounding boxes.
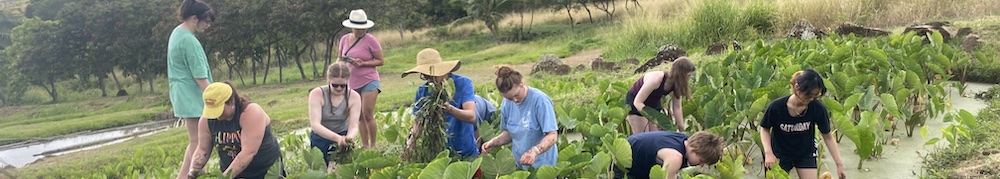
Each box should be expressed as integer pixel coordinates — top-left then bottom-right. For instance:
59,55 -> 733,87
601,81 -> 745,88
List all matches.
640,107 -> 676,131
857,86 -> 877,111
443,158 -> 482,179
305,147 -> 327,171
649,164 -> 666,179
298,170 -> 327,179
843,93 -> 863,111
833,113 -> 860,151
607,137 -> 633,170
535,166 -> 561,179
587,152 -> 613,176
822,98 -> 844,113
749,95 -> 771,116
482,148 -> 517,178
880,94 -> 901,120
856,111 -> 879,160
717,155 -> 745,179
417,157 -> 451,179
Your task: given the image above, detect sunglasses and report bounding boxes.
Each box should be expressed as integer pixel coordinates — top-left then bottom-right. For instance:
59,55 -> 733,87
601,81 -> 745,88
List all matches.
330,84 -> 348,89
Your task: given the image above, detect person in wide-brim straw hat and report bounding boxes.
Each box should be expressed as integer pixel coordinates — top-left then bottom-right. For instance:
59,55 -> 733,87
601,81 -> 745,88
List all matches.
403,48 -> 482,158
402,48 -> 462,78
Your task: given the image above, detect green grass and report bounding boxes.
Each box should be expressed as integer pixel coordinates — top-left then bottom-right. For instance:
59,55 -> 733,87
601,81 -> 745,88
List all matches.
922,99 -> 1000,178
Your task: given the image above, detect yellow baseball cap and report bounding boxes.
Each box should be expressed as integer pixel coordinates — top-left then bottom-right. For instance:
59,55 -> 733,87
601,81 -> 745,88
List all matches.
202,82 -> 233,119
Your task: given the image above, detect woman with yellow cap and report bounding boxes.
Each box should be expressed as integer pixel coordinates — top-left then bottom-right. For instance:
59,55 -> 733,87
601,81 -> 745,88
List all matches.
187,82 -> 285,178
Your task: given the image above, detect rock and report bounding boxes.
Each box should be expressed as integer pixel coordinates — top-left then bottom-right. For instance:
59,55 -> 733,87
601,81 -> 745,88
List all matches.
787,19 -> 827,40
624,57 -> 640,65
575,64 -> 586,71
982,149 -> 1000,156
531,54 -> 571,75
956,27 -> 974,39
115,89 -> 128,96
963,34 -> 981,52
635,44 -> 688,74
705,43 -> 727,55
589,57 -> 618,71
904,22 -> 960,44
835,22 -> 890,37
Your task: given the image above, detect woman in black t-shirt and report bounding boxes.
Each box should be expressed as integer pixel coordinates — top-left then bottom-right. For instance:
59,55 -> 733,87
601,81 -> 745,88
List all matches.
759,69 -> 846,179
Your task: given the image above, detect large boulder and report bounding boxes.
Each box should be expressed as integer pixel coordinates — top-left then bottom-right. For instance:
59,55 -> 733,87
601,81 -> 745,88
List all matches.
834,22 -> 889,37
787,20 -> 827,40
531,54 -> 571,75
635,44 -> 687,74
903,21 -> 968,44
589,57 -> 619,71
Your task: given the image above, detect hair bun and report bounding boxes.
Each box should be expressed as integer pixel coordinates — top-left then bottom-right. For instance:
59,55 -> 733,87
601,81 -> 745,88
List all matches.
495,66 -> 515,77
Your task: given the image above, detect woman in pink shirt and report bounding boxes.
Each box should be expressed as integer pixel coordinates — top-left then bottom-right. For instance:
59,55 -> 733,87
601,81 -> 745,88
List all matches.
339,9 -> 384,148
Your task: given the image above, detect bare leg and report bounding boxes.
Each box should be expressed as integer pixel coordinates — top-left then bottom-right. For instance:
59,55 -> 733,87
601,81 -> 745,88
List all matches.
796,168 -> 819,179
177,118 -> 199,179
360,90 -> 379,148
627,115 -> 651,134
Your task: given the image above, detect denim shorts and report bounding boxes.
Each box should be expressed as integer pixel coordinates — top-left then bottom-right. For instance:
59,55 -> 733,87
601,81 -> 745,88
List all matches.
309,131 -> 348,163
354,80 -> 381,93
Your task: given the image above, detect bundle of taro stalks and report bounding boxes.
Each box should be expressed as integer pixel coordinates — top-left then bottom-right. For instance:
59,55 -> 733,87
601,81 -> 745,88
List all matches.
403,81 -> 451,163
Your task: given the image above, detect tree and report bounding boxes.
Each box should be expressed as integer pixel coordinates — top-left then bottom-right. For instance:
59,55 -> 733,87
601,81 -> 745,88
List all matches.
590,0 -> 615,21
455,0 -> 512,43
7,19 -> 75,102
379,0 -> 428,43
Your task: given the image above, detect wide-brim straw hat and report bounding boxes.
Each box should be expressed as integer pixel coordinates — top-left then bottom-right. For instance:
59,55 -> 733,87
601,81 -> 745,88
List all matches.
402,48 -> 461,78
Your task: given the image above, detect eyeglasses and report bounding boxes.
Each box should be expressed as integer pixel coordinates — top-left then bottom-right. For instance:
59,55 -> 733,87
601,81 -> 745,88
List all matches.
330,84 -> 348,89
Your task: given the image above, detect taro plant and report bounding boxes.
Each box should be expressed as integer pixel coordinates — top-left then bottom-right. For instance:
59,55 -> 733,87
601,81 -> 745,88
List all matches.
404,81 -> 452,163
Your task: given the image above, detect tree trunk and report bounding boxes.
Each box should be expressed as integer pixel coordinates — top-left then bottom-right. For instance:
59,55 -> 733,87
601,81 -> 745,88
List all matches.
566,6 -> 575,29
609,0 -> 616,20
397,24 -> 405,44
98,74 -> 107,97
47,76 -> 58,102
310,44 -> 319,79
236,62 -> 247,85
279,46 -> 284,83
147,76 -> 154,93
582,2 -> 594,23
263,53 -> 271,84
252,52 -> 258,85
138,75 -> 144,93
528,9 -> 535,34
294,44 -> 308,80
518,7 -> 526,41
111,71 -> 125,96
325,34 -> 336,72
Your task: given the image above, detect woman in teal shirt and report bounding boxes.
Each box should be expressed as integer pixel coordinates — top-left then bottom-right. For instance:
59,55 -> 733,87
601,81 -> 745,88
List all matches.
482,66 -> 559,169
167,0 -> 215,177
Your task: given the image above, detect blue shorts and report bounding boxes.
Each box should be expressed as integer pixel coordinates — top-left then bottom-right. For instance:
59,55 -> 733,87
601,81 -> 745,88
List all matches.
354,80 -> 381,93
309,131 -> 348,163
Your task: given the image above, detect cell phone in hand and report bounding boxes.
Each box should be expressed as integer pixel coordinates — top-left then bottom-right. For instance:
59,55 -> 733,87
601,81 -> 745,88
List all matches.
342,56 -> 353,63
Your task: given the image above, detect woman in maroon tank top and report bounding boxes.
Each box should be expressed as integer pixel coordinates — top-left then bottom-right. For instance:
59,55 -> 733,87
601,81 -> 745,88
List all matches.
625,57 -> 696,134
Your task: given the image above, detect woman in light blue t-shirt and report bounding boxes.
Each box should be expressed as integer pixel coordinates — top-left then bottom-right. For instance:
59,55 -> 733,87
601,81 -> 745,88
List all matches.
481,66 -> 559,169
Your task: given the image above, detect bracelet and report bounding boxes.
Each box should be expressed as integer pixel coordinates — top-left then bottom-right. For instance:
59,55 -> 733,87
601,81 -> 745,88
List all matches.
533,146 -> 542,154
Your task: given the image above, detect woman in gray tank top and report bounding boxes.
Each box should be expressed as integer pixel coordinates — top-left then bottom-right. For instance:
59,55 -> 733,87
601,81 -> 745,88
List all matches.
308,63 -> 362,173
